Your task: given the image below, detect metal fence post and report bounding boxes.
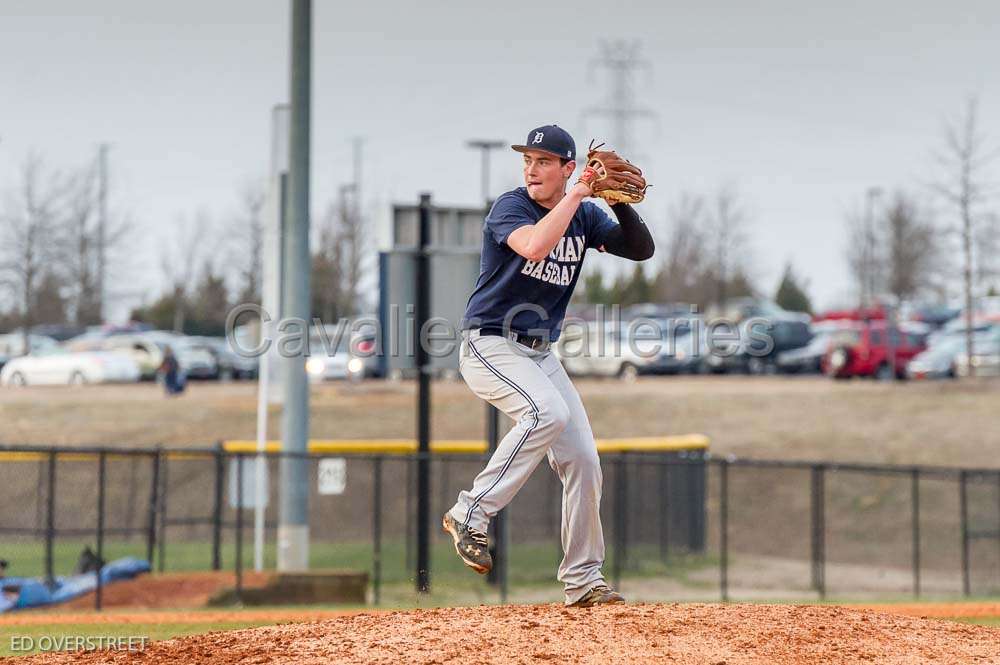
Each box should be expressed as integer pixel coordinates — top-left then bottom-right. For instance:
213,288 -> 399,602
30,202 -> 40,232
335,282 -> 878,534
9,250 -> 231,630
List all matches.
810,465 -> 826,599
405,456 -> 413,570
146,449 -> 161,567
659,454 -> 670,562
372,456 -> 383,605
236,453 -> 244,603
960,469 -> 970,597
689,454 -> 707,553
720,459 -> 729,602
35,458 -> 45,534
612,454 -> 627,589
212,442 -> 225,571
911,468 -> 920,598
95,451 -> 106,611
157,450 -> 169,573
45,451 -> 56,586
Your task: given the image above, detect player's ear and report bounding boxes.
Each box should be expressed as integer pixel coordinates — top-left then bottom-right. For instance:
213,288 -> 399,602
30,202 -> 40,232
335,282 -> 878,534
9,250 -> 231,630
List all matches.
562,159 -> 577,179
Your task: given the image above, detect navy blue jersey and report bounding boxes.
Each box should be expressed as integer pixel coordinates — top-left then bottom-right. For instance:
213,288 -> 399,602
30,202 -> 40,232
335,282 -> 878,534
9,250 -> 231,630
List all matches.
461,187 -> 618,341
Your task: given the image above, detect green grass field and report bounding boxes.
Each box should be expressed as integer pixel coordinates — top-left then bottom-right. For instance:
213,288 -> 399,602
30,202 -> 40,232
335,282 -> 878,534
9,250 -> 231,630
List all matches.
2,538 -> 712,586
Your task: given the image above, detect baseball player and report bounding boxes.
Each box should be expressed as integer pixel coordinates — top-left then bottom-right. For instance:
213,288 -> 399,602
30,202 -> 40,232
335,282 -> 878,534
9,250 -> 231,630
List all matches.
443,124 -> 654,607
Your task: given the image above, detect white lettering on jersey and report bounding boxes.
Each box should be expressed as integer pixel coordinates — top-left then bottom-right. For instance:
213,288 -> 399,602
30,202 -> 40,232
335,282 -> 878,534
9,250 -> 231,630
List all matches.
519,234 -> 586,287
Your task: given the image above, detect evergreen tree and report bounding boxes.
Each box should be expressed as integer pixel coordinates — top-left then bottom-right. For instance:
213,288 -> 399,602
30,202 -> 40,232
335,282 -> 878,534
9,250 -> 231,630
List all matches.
582,267 -> 610,305
774,262 -> 813,313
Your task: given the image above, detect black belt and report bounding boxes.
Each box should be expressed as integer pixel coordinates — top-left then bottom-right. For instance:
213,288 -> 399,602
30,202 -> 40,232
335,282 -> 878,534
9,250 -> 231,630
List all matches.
475,327 -> 550,351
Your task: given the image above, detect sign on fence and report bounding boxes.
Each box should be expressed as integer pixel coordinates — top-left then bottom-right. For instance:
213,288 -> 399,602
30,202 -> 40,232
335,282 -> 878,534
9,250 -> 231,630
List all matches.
318,458 -> 347,495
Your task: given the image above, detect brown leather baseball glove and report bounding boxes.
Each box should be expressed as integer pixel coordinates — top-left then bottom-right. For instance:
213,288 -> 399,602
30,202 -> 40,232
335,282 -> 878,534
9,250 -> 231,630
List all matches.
576,141 -> 648,204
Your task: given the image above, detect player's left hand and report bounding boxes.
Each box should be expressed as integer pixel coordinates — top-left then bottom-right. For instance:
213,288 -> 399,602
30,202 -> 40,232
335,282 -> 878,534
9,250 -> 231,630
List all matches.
576,140 -> 649,205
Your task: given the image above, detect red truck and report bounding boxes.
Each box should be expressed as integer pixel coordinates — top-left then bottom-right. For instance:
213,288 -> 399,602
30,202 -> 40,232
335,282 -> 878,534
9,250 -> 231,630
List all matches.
822,321 -> 928,380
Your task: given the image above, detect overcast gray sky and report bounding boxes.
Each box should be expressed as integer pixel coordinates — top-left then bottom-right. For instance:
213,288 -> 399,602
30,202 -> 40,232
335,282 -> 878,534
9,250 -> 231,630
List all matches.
2,0 -> 998,321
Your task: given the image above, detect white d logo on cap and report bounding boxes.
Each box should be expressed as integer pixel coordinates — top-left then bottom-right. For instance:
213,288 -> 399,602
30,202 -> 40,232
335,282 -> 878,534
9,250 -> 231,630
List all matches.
532,132 -> 544,144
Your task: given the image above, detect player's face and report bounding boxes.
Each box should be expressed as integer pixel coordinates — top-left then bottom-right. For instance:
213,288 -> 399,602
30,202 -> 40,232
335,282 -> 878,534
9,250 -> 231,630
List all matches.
522,151 -> 575,204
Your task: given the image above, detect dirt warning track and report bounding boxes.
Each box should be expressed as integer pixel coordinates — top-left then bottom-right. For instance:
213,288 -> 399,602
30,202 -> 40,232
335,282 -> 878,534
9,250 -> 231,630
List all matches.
12,602 -> 1000,664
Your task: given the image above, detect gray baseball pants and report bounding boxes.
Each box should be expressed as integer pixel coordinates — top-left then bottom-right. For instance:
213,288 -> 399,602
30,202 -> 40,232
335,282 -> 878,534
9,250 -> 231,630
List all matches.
448,329 -> 607,604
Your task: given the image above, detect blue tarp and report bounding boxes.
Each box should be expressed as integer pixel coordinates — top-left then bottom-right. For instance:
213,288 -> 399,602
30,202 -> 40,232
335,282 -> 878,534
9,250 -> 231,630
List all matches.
0,557 -> 151,612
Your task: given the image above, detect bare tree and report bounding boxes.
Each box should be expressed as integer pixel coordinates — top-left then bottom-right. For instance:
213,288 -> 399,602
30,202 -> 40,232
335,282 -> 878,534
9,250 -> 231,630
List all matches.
0,155 -> 66,352
844,188 -> 886,307
62,162 -> 100,325
161,212 -> 211,333
312,199 -> 344,323
707,184 -> 751,306
932,97 -> 997,375
884,192 -> 940,302
339,184 -> 367,316
229,181 -> 266,305
653,192 -> 708,304
310,185 -> 369,321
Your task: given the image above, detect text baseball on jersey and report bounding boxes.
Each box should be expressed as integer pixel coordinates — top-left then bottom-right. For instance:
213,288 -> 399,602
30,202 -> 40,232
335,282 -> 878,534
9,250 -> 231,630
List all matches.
519,235 -> 585,286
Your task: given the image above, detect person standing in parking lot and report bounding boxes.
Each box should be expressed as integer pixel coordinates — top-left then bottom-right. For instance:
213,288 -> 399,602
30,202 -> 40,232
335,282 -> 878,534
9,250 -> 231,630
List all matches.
159,346 -> 185,396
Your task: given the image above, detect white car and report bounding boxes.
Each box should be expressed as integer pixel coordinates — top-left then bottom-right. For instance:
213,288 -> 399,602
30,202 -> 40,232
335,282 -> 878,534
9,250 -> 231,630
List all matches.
304,327 -> 365,382
0,348 -> 141,386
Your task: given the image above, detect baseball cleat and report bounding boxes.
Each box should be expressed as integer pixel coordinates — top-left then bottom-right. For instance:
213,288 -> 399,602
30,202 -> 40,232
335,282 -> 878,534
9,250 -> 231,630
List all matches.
442,512 -> 492,574
569,584 -> 626,607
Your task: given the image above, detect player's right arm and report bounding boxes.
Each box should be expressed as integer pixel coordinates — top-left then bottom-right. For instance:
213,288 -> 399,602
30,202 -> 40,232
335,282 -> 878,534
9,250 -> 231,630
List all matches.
505,182 -> 592,262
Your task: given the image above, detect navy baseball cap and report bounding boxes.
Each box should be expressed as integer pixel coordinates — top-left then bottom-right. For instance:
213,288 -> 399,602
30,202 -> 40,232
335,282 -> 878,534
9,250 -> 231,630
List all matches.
511,124 -> 576,161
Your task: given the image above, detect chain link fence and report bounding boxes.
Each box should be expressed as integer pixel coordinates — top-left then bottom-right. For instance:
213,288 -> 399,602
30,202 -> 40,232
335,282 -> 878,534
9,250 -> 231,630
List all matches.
2,445 -> 999,610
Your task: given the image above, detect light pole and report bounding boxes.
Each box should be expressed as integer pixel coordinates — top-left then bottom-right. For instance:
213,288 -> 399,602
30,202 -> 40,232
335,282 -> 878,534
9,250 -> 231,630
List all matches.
466,140 -> 505,204
278,0 -> 312,572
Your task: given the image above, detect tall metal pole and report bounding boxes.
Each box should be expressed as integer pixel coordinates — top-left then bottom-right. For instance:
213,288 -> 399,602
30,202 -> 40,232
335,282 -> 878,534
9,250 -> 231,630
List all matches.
255,103 -> 290,571
278,0 -> 312,572
416,193 -> 432,593
353,137 -> 363,221
97,144 -> 109,322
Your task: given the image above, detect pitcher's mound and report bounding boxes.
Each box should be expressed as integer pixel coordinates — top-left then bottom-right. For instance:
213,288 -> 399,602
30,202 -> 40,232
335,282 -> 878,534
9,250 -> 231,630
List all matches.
19,602 -> 1000,664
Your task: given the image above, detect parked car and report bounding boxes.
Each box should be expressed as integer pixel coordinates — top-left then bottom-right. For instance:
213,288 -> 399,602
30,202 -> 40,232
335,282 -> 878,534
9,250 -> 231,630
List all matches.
955,326 -> 1000,378
0,333 -> 60,371
775,324 -> 847,374
902,303 -> 961,331
68,335 -> 166,380
186,337 -> 258,380
0,347 -> 140,386
305,326 -> 365,382
906,334 -> 965,379
167,339 -> 218,380
348,331 -> 379,379
823,322 -> 928,380
135,332 -> 219,380
556,322 -> 689,381
702,299 -> 813,374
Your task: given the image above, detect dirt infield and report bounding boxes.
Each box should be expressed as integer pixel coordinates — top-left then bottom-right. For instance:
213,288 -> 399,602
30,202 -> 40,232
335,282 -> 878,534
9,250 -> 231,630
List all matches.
50,571 -> 273,611
12,603 -> 1000,664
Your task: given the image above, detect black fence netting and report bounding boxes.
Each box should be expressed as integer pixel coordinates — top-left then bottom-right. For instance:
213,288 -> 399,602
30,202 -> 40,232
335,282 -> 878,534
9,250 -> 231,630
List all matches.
2,445 -> 999,610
